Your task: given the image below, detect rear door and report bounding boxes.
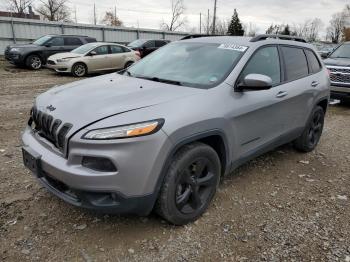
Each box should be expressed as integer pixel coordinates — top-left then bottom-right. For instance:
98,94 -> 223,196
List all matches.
64,37 -> 83,52
86,45 -> 110,71
279,46 -> 315,130
109,45 -> 127,69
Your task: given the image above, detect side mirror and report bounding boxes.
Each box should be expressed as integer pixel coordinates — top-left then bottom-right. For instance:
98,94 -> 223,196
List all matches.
89,51 -> 97,56
321,52 -> 330,59
45,43 -> 52,48
236,74 -> 273,91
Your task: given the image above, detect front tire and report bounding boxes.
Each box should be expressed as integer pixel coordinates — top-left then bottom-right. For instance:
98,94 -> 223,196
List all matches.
294,106 -> 325,152
72,62 -> 87,77
156,142 -> 221,225
26,54 -> 42,70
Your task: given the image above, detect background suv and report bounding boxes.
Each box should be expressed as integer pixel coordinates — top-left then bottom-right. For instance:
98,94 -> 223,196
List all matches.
323,42 -> 350,103
127,39 -> 170,57
5,34 -> 96,70
22,35 -> 329,225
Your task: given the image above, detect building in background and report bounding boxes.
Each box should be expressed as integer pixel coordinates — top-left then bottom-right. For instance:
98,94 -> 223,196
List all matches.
0,6 -> 39,20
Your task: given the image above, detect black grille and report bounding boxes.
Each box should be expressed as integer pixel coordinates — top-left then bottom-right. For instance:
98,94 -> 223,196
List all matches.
31,107 -> 72,151
4,46 -> 11,59
330,73 -> 350,85
47,60 -> 56,65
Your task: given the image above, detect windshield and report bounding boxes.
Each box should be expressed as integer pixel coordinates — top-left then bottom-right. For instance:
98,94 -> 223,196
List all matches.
71,43 -> 99,54
126,42 -> 246,88
127,39 -> 147,48
330,44 -> 350,59
33,35 -> 52,45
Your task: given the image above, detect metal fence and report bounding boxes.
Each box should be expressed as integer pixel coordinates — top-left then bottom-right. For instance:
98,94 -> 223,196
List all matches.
0,16 -> 188,54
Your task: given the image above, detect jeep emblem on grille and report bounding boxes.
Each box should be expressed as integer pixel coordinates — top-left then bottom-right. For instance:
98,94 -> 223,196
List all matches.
46,105 -> 56,111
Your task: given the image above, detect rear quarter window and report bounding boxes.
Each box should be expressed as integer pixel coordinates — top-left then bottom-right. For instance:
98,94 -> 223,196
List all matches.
281,46 -> 309,81
305,49 -> 322,74
64,37 -> 83,46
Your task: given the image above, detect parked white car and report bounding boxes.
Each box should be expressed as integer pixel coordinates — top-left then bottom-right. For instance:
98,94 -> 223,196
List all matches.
47,42 -> 140,77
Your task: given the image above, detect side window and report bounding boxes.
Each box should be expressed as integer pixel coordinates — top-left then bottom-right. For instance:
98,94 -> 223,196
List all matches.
155,40 -> 166,48
144,41 -> 155,48
122,46 -> 131,52
92,45 -> 109,55
110,45 -> 124,54
241,46 -> 281,85
64,37 -> 83,46
305,49 -> 322,74
46,37 -> 64,46
281,46 -> 309,81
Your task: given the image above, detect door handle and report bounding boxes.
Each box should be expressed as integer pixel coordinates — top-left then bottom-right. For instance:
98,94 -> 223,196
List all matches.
311,81 -> 319,87
276,91 -> 288,98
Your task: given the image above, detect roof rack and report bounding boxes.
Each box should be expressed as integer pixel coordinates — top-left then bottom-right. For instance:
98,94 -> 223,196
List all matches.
250,34 -> 307,43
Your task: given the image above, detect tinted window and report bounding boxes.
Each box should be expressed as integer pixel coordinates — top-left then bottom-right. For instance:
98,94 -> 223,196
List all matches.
281,47 -> 308,81
64,37 -> 82,46
305,49 -> 321,74
85,37 -> 97,43
110,45 -> 124,54
46,37 -> 64,46
144,41 -> 155,48
92,45 -> 109,55
241,46 -> 281,85
155,40 -> 167,48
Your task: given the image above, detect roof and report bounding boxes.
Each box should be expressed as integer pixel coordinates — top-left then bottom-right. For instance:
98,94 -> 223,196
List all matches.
183,35 -> 313,49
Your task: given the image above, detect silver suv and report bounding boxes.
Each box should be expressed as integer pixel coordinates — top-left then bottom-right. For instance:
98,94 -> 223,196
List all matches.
22,35 -> 330,225
323,42 -> 350,103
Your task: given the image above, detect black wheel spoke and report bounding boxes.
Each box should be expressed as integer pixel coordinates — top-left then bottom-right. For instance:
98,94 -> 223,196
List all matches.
176,187 -> 191,209
194,159 -> 207,177
197,172 -> 216,187
190,187 -> 202,209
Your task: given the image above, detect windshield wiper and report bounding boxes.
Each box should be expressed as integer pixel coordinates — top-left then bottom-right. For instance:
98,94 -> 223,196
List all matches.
135,76 -> 183,86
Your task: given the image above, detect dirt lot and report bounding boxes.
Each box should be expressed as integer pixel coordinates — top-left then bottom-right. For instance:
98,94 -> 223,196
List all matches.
0,56 -> 349,262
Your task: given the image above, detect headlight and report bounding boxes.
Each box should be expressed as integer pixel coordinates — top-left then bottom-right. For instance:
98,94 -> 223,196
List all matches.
82,119 -> 164,140
10,48 -> 20,52
57,58 -> 71,63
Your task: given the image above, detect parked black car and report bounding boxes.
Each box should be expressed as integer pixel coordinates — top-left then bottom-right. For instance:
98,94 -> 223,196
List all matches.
5,35 -> 97,70
127,39 -> 170,58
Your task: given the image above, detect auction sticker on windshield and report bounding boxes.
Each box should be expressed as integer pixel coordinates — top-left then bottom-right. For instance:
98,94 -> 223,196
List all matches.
218,44 -> 248,52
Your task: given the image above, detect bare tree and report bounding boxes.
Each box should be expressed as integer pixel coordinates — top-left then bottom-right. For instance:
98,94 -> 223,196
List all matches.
6,0 -> 33,14
36,0 -> 71,22
327,12 -> 346,43
244,22 -> 257,37
293,18 -> 324,41
161,0 -> 187,31
101,11 -> 123,27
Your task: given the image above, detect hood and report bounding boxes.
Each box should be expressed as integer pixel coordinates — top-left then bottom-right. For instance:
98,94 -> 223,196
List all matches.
324,57 -> 350,67
35,73 -> 201,133
7,43 -> 38,50
49,52 -> 83,60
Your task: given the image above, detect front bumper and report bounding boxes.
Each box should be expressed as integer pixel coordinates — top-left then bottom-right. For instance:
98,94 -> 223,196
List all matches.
330,84 -> 350,100
46,61 -> 72,73
5,52 -> 24,64
22,126 -> 173,214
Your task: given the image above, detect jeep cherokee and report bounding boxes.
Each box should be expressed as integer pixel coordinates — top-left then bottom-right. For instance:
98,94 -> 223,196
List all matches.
22,35 -> 330,225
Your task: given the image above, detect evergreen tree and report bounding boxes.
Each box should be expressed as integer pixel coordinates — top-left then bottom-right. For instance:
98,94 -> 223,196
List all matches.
227,9 -> 244,36
281,24 -> 291,35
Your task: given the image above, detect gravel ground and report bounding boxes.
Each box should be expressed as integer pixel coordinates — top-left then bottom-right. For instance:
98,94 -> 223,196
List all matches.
0,57 -> 349,262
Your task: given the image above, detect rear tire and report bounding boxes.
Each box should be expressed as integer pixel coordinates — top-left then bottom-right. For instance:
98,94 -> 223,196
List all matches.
294,106 -> 325,152
26,54 -> 42,70
72,62 -> 87,77
156,142 -> 221,225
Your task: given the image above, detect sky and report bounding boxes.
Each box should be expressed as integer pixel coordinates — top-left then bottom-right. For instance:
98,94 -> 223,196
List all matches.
1,0 -> 349,34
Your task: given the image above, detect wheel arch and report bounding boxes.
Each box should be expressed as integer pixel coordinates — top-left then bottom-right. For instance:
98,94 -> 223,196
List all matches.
148,130 -> 231,213
316,97 -> 329,113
